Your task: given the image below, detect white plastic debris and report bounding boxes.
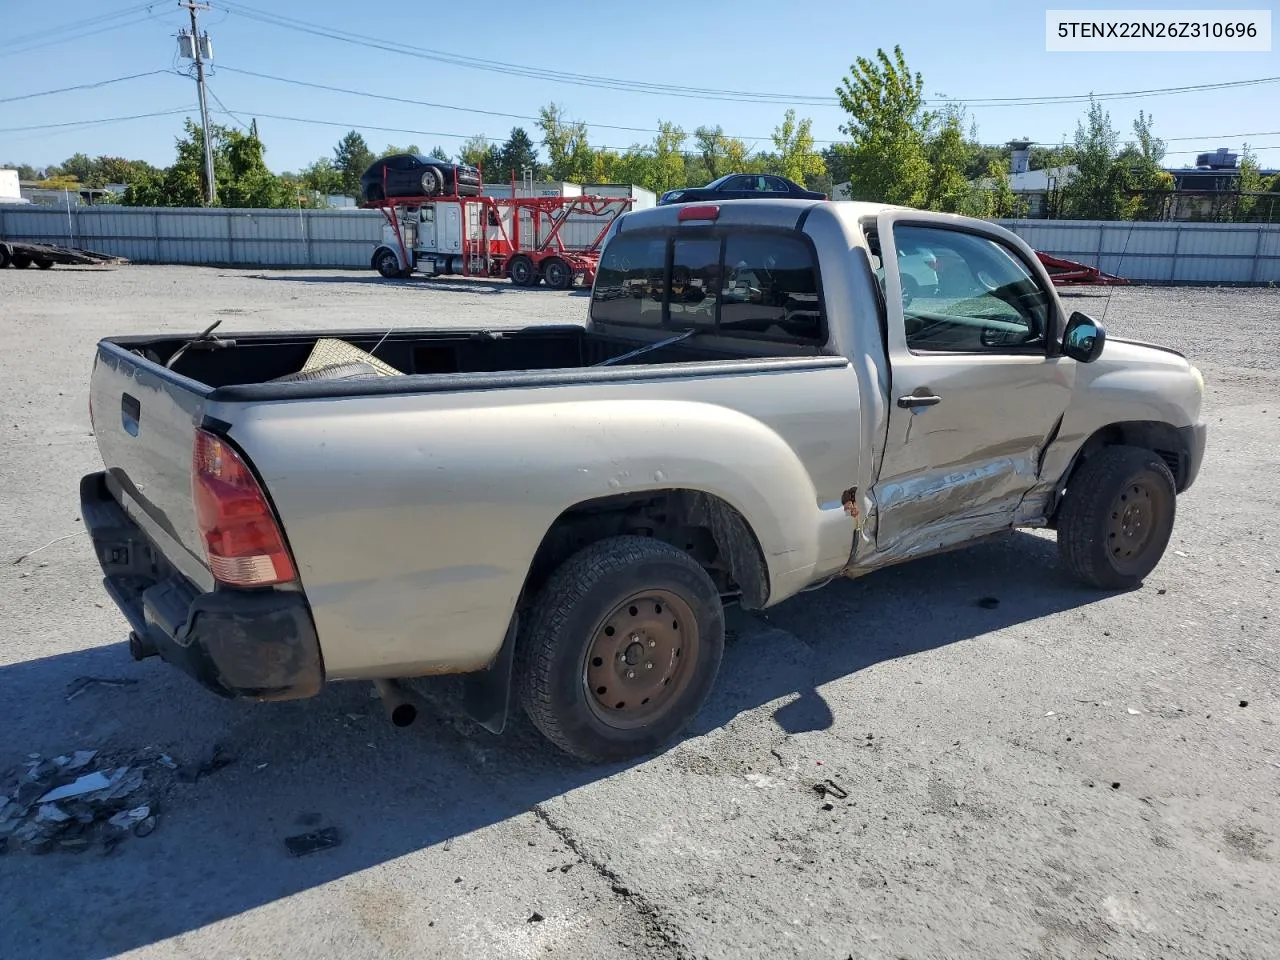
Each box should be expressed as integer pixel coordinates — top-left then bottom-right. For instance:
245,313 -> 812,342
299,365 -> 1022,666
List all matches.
157,754 -> 178,770
1127,708 -> 1142,715
107,805 -> 151,830
36,803 -> 71,823
38,771 -> 111,803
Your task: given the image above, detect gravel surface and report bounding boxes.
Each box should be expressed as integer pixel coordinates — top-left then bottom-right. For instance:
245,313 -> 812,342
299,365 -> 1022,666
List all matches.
1,265 -> 1277,960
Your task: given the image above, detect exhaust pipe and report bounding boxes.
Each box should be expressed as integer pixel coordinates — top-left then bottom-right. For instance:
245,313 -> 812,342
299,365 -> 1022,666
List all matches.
373,679 -> 418,728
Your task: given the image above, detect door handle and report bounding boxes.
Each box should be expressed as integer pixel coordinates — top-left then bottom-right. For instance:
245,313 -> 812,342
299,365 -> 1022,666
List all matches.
897,393 -> 942,409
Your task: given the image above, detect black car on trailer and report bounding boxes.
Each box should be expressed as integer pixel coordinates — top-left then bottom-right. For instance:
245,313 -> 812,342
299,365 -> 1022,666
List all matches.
657,173 -> 826,206
361,154 -> 482,201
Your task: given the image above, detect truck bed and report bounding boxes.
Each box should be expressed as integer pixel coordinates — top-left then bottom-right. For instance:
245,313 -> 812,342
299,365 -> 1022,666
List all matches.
109,323 -> 810,396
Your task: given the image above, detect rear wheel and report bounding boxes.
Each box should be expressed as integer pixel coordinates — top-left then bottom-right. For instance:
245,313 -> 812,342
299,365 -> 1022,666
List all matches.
36,259 -> 53,270
542,257 -> 573,290
508,254 -> 535,287
0,246 -> 10,268
11,255 -> 31,269
516,536 -> 725,763
1057,445 -> 1177,590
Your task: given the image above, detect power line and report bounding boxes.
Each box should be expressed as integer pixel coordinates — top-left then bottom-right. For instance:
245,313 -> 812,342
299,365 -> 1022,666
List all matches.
217,1 -> 829,105
0,6 -> 169,59
218,1 -> 1280,110
204,86 -> 250,132
0,1 -> 155,49
0,70 -> 175,105
0,107 -> 198,135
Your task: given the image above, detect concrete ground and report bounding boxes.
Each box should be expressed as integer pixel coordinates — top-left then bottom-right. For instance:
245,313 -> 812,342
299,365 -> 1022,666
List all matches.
0,265 -> 1277,960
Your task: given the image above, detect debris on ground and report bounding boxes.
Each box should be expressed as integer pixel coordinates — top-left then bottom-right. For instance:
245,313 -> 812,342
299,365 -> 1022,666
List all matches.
64,676 -> 139,702
177,742 -> 236,783
812,778 -> 849,800
284,826 -> 341,857
528,912 -> 545,923
0,751 -> 167,855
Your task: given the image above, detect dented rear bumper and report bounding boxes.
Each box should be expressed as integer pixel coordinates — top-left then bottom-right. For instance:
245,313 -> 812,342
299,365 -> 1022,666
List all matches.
80,471 -> 324,701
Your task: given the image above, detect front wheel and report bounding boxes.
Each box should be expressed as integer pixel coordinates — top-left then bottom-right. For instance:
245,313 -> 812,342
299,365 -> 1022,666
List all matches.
11,255 -> 31,269
1057,445 -> 1177,590
516,536 -> 725,763
420,168 -> 443,196
36,259 -> 53,270
374,249 -> 404,278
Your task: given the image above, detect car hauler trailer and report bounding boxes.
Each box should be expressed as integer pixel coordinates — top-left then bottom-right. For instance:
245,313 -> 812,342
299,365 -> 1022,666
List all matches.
363,185 -> 633,290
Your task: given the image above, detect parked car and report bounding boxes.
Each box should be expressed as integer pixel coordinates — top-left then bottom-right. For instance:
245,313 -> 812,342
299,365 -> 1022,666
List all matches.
82,199 -> 1205,764
658,173 -> 826,205
361,154 -> 482,201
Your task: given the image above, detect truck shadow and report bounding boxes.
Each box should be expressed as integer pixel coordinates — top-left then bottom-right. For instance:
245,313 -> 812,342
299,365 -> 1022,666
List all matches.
0,530 -> 1112,959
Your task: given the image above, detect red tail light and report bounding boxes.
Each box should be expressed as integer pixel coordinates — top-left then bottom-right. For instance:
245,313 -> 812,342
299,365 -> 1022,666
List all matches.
678,204 -> 719,222
192,430 -> 296,587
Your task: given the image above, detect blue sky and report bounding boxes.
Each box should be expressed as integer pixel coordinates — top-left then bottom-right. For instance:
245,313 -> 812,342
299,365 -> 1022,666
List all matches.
2,0 -> 1278,174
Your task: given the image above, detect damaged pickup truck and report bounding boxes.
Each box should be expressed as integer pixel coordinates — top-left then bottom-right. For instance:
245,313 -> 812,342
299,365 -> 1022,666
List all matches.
81,200 -> 1206,762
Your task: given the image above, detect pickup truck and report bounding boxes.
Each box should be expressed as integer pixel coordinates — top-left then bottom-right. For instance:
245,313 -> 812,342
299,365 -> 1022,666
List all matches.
81,199 -> 1207,763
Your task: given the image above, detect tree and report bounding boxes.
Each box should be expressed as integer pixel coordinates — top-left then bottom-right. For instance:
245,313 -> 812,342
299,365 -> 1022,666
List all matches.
429,145 -> 451,161
648,121 -> 687,193
693,125 -> 752,181
537,103 -> 598,182
58,153 -> 95,184
1119,111 -> 1174,220
458,135 -> 501,178
333,131 -> 374,199
379,143 -> 422,158
497,127 -> 539,182
923,105 -> 972,213
1061,98 -> 1127,219
299,157 -> 343,197
122,119 -> 296,208
834,45 -> 931,206
769,109 -> 826,187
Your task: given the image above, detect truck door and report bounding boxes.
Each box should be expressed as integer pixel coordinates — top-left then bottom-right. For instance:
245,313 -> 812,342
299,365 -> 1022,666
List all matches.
868,210 -> 1075,561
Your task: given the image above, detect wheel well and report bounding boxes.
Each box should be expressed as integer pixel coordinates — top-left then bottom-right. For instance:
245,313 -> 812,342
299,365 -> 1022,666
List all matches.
1049,420 -> 1191,524
522,490 -> 770,610
371,247 -> 397,268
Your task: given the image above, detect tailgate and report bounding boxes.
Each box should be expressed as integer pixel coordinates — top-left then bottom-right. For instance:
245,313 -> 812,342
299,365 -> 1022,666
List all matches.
89,342 -> 215,591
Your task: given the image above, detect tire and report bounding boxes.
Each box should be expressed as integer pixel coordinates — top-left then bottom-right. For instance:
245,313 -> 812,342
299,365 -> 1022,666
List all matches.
542,257 -> 573,290
12,255 -> 32,269
36,259 -> 53,270
374,249 -> 403,279
420,168 -> 443,196
1057,445 -> 1177,590
516,535 -> 725,763
507,254 -> 535,287
0,246 -> 10,269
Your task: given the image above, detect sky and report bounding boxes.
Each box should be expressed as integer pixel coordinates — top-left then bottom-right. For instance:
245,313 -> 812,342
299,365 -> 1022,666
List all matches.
2,0 -> 1278,176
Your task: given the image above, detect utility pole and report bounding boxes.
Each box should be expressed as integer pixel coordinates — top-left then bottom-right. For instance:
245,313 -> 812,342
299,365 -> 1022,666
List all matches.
179,1 -> 216,205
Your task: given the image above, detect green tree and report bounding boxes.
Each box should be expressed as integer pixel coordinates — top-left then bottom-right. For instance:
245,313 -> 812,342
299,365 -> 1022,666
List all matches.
1061,98 -> 1129,219
1233,144 -> 1277,222
496,126 -> 539,182
429,145 -> 451,161
923,105 -> 972,212
58,152 -> 95,185
769,109 -> 826,187
834,45 -> 931,206
333,130 -> 374,199
458,135 -> 501,178
649,121 -> 687,193
299,157 -> 343,197
693,125 -> 752,181
537,103 -> 598,182
379,143 -> 422,158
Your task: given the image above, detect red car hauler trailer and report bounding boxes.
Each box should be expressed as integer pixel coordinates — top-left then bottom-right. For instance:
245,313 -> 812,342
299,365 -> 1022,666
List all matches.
362,170 -> 635,289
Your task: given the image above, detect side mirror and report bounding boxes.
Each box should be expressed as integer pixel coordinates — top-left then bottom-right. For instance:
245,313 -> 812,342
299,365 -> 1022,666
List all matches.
1063,311 -> 1106,363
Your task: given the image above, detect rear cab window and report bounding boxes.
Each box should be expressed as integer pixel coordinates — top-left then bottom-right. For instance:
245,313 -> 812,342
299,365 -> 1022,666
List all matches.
591,227 -> 827,345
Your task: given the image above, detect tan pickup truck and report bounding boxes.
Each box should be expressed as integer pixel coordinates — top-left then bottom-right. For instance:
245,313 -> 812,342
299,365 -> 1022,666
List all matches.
81,200 -> 1206,762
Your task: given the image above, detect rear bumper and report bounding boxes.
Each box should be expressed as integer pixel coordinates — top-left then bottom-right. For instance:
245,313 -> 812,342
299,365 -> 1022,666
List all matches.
80,471 -> 324,701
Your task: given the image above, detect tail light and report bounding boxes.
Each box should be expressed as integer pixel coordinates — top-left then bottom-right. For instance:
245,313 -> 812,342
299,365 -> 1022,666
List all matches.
192,429 -> 297,587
